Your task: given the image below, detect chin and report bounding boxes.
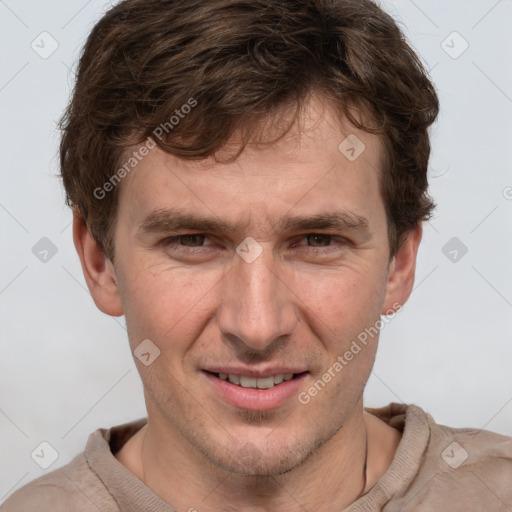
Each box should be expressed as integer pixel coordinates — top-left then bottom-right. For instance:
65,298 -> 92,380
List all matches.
195,430 -> 326,477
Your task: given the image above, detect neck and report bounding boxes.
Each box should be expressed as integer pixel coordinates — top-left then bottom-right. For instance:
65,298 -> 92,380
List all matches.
135,399 -> 375,512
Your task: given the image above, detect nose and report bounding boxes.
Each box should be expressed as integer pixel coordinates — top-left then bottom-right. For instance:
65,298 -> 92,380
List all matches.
216,245 -> 298,353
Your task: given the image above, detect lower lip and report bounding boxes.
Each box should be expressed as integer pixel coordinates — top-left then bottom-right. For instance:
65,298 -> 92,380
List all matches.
204,372 -> 308,411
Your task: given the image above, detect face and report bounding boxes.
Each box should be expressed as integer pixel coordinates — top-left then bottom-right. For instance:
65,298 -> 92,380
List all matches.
82,95 -> 417,476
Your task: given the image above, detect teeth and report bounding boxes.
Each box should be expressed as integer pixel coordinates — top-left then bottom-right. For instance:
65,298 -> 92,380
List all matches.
239,376 -> 257,388
228,374 -> 240,385
256,376 -> 275,389
217,373 -> 295,389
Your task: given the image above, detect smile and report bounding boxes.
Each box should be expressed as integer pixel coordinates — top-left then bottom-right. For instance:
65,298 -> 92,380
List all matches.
216,373 -> 295,389
204,370 -> 308,411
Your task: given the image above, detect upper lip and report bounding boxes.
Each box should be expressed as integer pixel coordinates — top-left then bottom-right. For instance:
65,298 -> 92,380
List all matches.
203,366 -> 308,378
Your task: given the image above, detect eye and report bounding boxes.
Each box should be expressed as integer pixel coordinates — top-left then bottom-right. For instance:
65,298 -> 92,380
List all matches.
290,233 -> 349,256
171,234 -> 207,247
294,233 -> 343,248
159,233 -> 223,262
304,234 -> 333,247
161,234 -> 215,252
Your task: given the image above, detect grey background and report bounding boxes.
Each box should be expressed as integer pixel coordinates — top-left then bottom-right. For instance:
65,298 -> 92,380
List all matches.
1,0 -> 511,501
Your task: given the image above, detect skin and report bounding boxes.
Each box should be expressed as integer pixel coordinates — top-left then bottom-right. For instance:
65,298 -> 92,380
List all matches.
74,94 -> 420,511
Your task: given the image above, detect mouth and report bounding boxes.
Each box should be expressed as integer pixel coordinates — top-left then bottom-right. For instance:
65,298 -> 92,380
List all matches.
203,370 -> 309,411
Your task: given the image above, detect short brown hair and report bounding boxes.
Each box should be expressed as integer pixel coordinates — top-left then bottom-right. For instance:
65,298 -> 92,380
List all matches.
59,0 -> 439,261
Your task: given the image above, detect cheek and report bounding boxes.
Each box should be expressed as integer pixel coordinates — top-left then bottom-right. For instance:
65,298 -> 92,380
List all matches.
119,260 -> 224,351
290,262 -> 386,341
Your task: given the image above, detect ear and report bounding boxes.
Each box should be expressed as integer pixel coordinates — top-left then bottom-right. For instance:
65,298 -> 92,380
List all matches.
381,223 -> 423,315
72,209 -> 124,316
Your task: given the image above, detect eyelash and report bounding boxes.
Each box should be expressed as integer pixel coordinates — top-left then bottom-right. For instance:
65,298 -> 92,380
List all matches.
161,233 -> 348,254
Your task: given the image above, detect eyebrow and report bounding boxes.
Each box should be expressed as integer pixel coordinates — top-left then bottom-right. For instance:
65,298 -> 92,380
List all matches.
138,208 -> 371,237
274,211 -> 370,234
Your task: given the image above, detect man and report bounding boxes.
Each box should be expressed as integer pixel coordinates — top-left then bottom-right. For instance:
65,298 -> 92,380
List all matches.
3,0 -> 511,510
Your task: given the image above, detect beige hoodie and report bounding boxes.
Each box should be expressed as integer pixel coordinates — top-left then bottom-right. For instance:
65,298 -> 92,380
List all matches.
2,403 -> 511,512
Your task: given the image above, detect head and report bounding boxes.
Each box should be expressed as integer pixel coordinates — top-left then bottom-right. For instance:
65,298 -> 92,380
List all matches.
65,0 -> 438,475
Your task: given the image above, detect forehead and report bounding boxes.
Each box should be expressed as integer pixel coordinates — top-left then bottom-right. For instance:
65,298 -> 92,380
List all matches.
116,95 -> 385,235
